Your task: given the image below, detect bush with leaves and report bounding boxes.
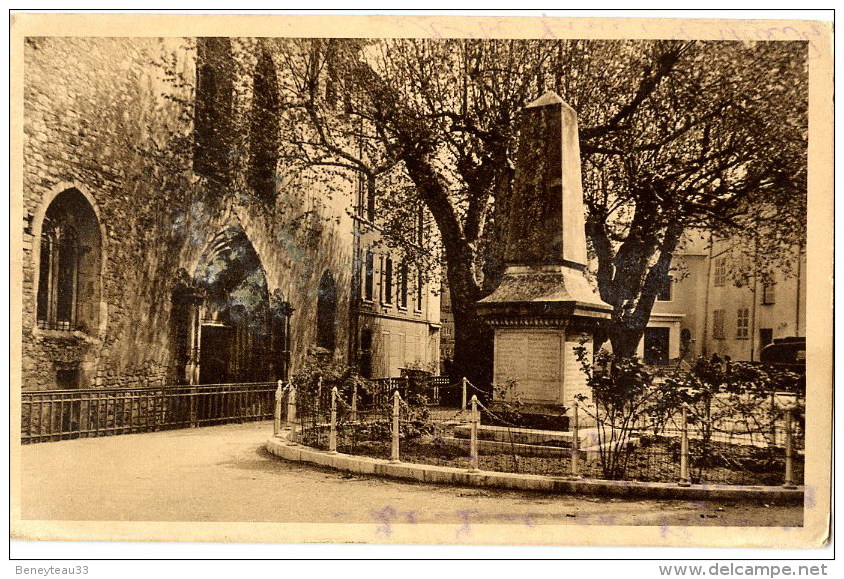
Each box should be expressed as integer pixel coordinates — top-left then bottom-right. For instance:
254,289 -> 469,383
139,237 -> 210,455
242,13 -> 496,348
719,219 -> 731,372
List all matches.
575,347 -> 694,480
682,357 -> 805,482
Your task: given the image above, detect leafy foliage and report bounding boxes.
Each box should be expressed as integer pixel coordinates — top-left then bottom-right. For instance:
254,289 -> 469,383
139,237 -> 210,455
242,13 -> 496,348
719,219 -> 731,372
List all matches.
576,346 -> 804,481
266,38 -> 807,380
575,347 -> 688,479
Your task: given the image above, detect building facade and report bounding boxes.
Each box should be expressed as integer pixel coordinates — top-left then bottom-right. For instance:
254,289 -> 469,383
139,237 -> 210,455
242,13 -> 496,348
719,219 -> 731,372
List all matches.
351,182 -> 441,379
20,37 -> 440,391
643,233 -> 806,364
697,239 -> 806,362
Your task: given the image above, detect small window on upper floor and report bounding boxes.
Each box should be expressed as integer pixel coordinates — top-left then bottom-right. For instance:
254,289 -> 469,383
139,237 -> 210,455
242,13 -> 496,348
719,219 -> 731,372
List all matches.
656,275 -> 672,302
398,261 -> 409,309
363,250 -> 374,301
762,281 -> 776,305
415,269 -> 424,312
37,188 -> 101,333
713,257 -> 727,287
356,176 -> 376,222
382,255 -> 393,305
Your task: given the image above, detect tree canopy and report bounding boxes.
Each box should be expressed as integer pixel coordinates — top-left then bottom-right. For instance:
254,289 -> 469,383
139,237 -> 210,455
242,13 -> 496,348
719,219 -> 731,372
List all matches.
265,37 -> 807,380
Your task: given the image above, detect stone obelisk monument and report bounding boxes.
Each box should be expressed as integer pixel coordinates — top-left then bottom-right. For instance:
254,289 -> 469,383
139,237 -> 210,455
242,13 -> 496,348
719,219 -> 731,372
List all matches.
477,92 -> 611,411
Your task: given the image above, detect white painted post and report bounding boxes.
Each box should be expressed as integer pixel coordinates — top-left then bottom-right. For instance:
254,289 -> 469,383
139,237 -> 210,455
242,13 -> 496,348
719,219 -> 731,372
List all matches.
570,400 -> 581,479
678,404 -> 691,487
469,395 -> 480,472
783,407 -> 796,489
273,380 -> 284,435
286,384 -> 297,426
390,390 -> 401,463
329,386 -> 338,454
351,381 -> 358,422
461,377 -> 468,411
285,384 -> 298,445
770,391 -> 778,447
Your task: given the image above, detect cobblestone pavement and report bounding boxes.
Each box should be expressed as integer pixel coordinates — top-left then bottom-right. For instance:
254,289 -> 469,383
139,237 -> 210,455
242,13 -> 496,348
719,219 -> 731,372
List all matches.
19,421 -> 802,528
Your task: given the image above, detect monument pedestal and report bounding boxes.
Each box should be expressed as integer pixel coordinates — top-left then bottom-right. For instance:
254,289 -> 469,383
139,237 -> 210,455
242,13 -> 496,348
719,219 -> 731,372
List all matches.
479,264 -> 608,418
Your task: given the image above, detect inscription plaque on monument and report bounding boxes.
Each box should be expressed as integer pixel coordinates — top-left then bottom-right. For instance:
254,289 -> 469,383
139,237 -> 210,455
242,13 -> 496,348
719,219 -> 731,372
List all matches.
495,330 -> 563,403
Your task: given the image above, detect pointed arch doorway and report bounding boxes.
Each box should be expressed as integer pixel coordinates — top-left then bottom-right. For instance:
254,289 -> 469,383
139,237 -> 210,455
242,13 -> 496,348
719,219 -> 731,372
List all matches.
171,226 -> 294,386
196,227 -> 272,384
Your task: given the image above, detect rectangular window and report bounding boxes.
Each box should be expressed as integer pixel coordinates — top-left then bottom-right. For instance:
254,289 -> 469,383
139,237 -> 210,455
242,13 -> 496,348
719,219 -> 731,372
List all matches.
762,282 -> 776,305
736,308 -> 750,339
382,255 -> 393,305
363,251 -> 374,301
398,261 -> 408,309
416,206 -> 424,246
713,257 -> 727,287
657,275 -> 672,301
356,177 -> 375,221
415,269 -> 424,311
712,309 -> 725,340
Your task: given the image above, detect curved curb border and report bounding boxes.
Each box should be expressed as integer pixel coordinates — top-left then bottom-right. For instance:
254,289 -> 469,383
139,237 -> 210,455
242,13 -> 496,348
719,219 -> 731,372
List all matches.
266,432 -> 804,504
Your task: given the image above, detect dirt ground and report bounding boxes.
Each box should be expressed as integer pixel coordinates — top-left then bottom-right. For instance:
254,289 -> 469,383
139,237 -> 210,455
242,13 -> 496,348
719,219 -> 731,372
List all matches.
18,421 -> 803,529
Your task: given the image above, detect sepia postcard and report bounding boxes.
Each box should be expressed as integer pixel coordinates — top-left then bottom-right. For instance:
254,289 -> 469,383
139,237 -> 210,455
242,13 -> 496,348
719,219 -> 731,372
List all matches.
9,12 -> 833,551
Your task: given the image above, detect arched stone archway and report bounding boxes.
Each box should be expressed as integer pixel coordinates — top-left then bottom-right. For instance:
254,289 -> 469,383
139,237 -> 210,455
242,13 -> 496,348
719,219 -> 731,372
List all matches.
174,226 -> 282,385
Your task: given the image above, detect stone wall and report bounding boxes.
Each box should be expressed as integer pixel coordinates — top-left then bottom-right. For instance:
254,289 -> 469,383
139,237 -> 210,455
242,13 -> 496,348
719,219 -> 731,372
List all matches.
21,37 -> 355,390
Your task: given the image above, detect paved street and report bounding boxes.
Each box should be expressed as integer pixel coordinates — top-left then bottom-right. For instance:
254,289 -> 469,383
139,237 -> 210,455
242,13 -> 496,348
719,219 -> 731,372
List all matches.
20,421 -> 802,527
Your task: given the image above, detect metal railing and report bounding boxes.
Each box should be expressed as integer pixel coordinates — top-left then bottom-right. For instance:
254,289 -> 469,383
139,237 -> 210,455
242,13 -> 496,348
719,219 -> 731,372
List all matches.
21,382 -> 277,443
367,376 -> 453,406
284,381 -> 803,488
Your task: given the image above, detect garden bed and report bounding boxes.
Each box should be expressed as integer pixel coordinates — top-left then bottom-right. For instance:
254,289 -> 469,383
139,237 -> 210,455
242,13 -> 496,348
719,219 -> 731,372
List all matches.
332,432 -> 803,486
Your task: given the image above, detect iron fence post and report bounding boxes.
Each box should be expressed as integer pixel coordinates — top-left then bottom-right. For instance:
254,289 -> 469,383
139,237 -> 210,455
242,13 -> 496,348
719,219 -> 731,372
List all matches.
189,386 -> 198,428
329,386 -> 338,454
570,400 -> 581,479
461,377 -> 468,411
469,394 -> 480,472
783,406 -> 796,489
679,404 -> 691,487
390,390 -> 401,463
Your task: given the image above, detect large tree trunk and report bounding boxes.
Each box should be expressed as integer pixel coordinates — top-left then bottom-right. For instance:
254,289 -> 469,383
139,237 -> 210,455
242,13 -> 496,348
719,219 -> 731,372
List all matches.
608,321 -> 649,359
589,208 -> 685,360
443,244 -> 494,402
402,149 -> 495,399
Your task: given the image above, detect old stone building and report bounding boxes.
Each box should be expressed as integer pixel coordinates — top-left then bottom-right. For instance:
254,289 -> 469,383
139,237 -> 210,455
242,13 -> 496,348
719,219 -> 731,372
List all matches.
21,36 -> 439,391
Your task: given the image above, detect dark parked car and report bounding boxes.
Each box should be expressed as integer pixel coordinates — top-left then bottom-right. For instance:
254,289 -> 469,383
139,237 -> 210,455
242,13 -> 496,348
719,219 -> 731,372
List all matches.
760,337 -> 806,374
